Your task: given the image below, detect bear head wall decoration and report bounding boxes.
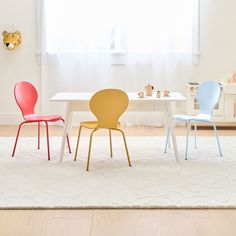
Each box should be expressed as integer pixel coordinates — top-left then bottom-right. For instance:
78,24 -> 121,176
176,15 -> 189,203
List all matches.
2,31 -> 22,50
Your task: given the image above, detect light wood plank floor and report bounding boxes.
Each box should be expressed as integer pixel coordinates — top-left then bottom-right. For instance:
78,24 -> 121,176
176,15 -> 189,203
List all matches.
1,124 -> 236,136
0,125 -> 236,236
1,209 -> 236,236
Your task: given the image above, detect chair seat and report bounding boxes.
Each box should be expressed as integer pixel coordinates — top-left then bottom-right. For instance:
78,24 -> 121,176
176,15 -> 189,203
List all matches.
173,113 -> 211,123
24,114 -> 62,122
80,121 -> 120,129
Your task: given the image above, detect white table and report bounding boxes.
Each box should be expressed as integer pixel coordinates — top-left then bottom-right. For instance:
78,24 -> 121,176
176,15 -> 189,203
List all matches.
51,92 -> 186,162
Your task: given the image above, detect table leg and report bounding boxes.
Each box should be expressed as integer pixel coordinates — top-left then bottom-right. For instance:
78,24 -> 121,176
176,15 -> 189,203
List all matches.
163,112 -> 171,149
59,102 -> 72,162
165,102 -> 179,161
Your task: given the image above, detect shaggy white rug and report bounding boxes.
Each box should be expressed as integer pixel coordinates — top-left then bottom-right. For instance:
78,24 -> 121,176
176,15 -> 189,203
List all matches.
0,136 -> 235,208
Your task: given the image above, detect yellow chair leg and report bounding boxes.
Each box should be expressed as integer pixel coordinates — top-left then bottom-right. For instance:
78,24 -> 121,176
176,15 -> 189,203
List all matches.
109,129 -> 113,157
86,129 -> 97,171
115,128 -> 132,167
74,126 -> 82,161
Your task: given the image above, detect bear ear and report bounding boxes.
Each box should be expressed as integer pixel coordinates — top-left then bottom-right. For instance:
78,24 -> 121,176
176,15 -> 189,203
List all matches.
2,31 -> 7,36
14,31 -> 21,36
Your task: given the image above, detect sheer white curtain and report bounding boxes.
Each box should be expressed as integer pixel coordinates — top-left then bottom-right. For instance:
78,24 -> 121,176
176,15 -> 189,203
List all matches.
38,0 -> 199,126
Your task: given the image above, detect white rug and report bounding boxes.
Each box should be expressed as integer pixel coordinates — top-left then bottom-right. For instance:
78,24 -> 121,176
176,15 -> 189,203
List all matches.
0,136 -> 236,209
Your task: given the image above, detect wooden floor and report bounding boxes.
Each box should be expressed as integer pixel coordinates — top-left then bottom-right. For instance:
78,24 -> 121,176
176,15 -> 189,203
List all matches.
1,124 -> 236,137
1,125 -> 236,236
1,209 -> 236,236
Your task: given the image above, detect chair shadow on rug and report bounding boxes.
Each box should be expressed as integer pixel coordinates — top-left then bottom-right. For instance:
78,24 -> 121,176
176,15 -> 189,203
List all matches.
74,89 -> 132,171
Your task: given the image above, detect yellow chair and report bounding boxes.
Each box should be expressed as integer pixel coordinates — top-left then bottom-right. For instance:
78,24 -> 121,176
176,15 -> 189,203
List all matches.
74,89 -> 132,171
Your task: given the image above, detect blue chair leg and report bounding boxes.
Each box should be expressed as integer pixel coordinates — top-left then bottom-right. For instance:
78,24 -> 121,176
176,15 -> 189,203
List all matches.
194,123 -> 197,149
185,121 -> 189,160
164,127 -> 171,153
212,122 -> 223,157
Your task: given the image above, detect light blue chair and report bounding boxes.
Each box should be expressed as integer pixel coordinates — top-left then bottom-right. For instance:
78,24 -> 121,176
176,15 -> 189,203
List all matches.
165,81 -> 223,160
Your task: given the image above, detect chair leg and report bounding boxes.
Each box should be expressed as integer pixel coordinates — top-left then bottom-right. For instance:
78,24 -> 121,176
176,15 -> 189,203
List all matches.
74,126 -> 82,161
66,134 -> 71,154
164,127 -> 171,153
38,122 -> 40,149
116,129 -> 132,167
194,123 -> 197,149
86,129 -> 97,171
12,122 -> 25,157
212,122 -> 223,157
185,121 -> 190,160
109,129 -> 113,157
45,121 -> 50,161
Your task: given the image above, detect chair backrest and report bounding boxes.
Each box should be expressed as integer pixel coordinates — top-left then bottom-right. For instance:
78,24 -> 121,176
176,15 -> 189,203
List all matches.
196,81 -> 221,115
14,81 -> 38,118
90,89 -> 129,128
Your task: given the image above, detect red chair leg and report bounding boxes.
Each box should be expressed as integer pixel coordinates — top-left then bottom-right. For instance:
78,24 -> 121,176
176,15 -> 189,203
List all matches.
61,118 -> 71,154
66,134 -> 71,153
45,121 -> 50,160
12,122 -> 25,157
38,122 -> 40,149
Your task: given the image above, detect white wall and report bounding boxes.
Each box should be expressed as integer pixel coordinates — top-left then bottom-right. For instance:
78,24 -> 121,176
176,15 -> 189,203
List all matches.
0,0 -> 40,124
196,0 -> 236,82
0,0 -> 236,124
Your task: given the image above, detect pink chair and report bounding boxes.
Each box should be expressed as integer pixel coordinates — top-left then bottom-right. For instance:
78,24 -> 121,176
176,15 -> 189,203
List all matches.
12,81 -> 71,160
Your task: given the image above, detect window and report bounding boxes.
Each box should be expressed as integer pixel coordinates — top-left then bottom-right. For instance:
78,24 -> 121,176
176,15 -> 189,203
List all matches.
43,0 -> 198,59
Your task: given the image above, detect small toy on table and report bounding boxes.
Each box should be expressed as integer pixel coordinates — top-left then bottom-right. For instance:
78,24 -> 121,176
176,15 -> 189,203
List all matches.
227,72 -> 236,83
145,84 -> 154,96
138,91 -> 145,98
163,90 -> 170,97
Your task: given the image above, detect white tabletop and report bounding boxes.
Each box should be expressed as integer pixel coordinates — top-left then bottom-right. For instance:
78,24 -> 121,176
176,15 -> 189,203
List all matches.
51,92 -> 186,102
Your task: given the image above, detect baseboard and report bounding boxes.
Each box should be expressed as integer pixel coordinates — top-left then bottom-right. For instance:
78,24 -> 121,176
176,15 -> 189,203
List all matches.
0,112 -> 184,127
0,113 -> 63,126
0,113 -> 22,125
191,123 -> 236,130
